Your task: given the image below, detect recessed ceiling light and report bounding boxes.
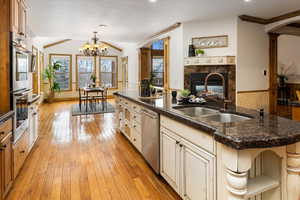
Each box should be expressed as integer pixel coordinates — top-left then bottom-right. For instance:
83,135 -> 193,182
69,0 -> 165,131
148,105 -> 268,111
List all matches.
149,0 -> 157,3
99,24 -> 107,28
244,0 -> 252,2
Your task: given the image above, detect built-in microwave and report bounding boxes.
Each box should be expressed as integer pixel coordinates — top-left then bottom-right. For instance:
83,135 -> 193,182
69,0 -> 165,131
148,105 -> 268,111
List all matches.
12,44 -> 31,91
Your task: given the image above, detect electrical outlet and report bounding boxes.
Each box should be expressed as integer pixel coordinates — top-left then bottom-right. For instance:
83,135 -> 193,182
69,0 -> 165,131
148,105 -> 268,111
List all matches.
264,70 -> 267,76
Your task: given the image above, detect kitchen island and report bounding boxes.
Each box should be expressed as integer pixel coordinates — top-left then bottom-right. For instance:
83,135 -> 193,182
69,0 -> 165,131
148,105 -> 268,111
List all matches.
114,90 -> 300,200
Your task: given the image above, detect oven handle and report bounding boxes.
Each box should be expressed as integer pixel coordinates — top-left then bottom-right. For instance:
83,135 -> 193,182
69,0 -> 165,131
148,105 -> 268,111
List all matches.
14,89 -> 32,96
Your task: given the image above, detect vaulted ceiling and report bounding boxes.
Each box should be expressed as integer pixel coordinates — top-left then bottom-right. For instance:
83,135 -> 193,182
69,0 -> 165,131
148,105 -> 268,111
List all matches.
27,0 -> 300,43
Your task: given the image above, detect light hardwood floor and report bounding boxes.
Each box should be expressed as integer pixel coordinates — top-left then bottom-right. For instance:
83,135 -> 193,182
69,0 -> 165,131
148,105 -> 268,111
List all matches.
7,101 -> 181,200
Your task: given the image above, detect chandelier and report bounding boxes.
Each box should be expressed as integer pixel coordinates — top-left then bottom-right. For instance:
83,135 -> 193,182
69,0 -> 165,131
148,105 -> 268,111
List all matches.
79,32 -> 108,56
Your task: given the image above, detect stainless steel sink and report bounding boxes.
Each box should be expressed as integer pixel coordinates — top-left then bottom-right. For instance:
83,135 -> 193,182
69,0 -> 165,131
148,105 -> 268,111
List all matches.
173,107 -> 218,117
204,113 -> 252,123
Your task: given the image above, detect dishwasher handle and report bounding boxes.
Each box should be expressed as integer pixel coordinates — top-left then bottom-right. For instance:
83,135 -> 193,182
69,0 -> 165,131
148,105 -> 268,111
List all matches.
141,109 -> 158,119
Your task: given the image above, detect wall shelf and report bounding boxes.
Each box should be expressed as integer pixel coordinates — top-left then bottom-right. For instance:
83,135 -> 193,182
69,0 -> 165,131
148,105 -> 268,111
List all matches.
245,176 -> 280,198
184,56 -> 236,66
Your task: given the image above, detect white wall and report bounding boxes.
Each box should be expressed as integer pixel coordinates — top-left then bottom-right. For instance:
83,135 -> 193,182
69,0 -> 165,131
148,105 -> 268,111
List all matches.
130,16 -> 270,92
278,35 -> 300,84
138,26 -> 184,90
236,19 -> 269,91
119,42 -> 139,88
182,17 -> 238,57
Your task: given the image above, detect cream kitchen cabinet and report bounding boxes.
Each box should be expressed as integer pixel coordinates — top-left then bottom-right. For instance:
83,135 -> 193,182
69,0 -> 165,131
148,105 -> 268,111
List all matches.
160,128 -> 181,193
180,138 -> 215,200
28,103 -> 39,151
10,0 -> 27,37
116,97 -> 142,153
160,117 -> 216,200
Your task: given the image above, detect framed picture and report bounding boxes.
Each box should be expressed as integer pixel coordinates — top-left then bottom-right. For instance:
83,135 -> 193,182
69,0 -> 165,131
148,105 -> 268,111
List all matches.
192,35 -> 228,49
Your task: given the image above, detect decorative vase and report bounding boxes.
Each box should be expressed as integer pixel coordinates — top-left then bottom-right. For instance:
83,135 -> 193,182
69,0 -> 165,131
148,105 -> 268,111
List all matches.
47,91 -> 55,103
188,44 -> 195,57
278,76 -> 286,87
171,91 -> 177,98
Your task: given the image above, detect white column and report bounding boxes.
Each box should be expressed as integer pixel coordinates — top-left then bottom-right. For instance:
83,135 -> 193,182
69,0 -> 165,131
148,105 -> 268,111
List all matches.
226,169 -> 248,200
287,152 -> 300,200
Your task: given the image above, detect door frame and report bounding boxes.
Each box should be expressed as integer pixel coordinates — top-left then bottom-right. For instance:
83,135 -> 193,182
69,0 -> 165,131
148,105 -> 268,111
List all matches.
269,33 -> 280,114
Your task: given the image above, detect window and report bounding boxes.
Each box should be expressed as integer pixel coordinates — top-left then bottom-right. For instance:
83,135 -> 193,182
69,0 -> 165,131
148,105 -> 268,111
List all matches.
99,56 -> 118,88
151,39 -> 165,87
151,56 -> 164,87
76,55 -> 95,89
49,54 -> 72,91
152,40 -> 164,50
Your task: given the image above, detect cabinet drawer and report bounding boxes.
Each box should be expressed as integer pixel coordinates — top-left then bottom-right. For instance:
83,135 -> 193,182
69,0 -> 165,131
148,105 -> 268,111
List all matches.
161,115 -> 215,155
132,121 -> 141,133
13,130 -> 29,178
132,112 -> 141,123
131,103 -> 141,113
123,100 -> 131,107
0,118 -> 13,141
132,129 -> 142,152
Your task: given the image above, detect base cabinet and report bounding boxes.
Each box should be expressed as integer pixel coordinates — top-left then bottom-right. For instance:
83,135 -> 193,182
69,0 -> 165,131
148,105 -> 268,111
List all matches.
0,132 -> 13,199
29,104 -> 39,151
116,97 -> 142,153
160,128 -> 181,193
160,127 -> 216,200
181,139 -> 215,200
13,130 -> 29,179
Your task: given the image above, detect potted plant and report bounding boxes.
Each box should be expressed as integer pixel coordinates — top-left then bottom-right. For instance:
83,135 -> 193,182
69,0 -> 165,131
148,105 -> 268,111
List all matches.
43,61 -> 62,103
149,84 -> 156,96
90,74 -> 96,87
278,62 -> 295,87
177,89 -> 191,104
195,49 -> 205,57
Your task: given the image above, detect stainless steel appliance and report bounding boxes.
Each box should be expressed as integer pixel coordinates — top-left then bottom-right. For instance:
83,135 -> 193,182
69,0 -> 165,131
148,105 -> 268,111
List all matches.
13,88 -> 31,142
12,42 -> 31,91
141,108 -> 160,174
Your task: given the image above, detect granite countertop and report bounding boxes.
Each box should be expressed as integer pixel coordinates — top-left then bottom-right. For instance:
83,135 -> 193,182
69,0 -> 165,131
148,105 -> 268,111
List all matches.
114,90 -> 300,150
291,101 -> 300,107
0,111 -> 14,123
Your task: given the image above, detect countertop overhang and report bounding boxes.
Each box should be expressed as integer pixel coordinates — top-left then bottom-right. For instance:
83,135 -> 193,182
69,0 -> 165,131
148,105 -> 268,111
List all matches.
114,90 -> 300,150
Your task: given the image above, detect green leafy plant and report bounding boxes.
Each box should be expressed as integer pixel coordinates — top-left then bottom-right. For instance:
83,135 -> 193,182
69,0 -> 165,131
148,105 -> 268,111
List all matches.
43,61 -> 62,94
90,74 -> 96,83
179,89 -> 191,98
195,49 -> 205,56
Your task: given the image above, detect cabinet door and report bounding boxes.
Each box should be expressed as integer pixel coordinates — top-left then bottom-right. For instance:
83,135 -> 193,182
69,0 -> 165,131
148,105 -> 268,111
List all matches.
28,111 -> 34,149
33,111 -> 38,142
18,0 -> 27,36
160,128 -> 181,193
1,132 -> 13,198
180,139 -> 215,200
10,0 -> 19,33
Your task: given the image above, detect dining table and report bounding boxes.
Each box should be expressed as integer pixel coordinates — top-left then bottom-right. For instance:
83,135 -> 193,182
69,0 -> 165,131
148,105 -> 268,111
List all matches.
82,87 -> 106,111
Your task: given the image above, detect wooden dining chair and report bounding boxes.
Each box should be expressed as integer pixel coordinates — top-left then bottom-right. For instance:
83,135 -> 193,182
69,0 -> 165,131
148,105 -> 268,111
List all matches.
78,88 -> 91,110
93,87 -> 108,110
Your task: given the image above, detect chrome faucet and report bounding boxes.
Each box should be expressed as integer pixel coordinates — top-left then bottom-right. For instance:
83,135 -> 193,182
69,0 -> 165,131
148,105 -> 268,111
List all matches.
204,72 -> 231,110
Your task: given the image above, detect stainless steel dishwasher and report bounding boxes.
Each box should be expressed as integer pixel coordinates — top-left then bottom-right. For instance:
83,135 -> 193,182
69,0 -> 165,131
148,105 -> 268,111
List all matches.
141,108 -> 160,174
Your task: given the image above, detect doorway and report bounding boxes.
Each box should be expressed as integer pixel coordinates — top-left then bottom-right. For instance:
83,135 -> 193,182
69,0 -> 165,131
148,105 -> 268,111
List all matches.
121,56 -> 128,89
138,37 -> 170,90
269,21 -> 300,118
